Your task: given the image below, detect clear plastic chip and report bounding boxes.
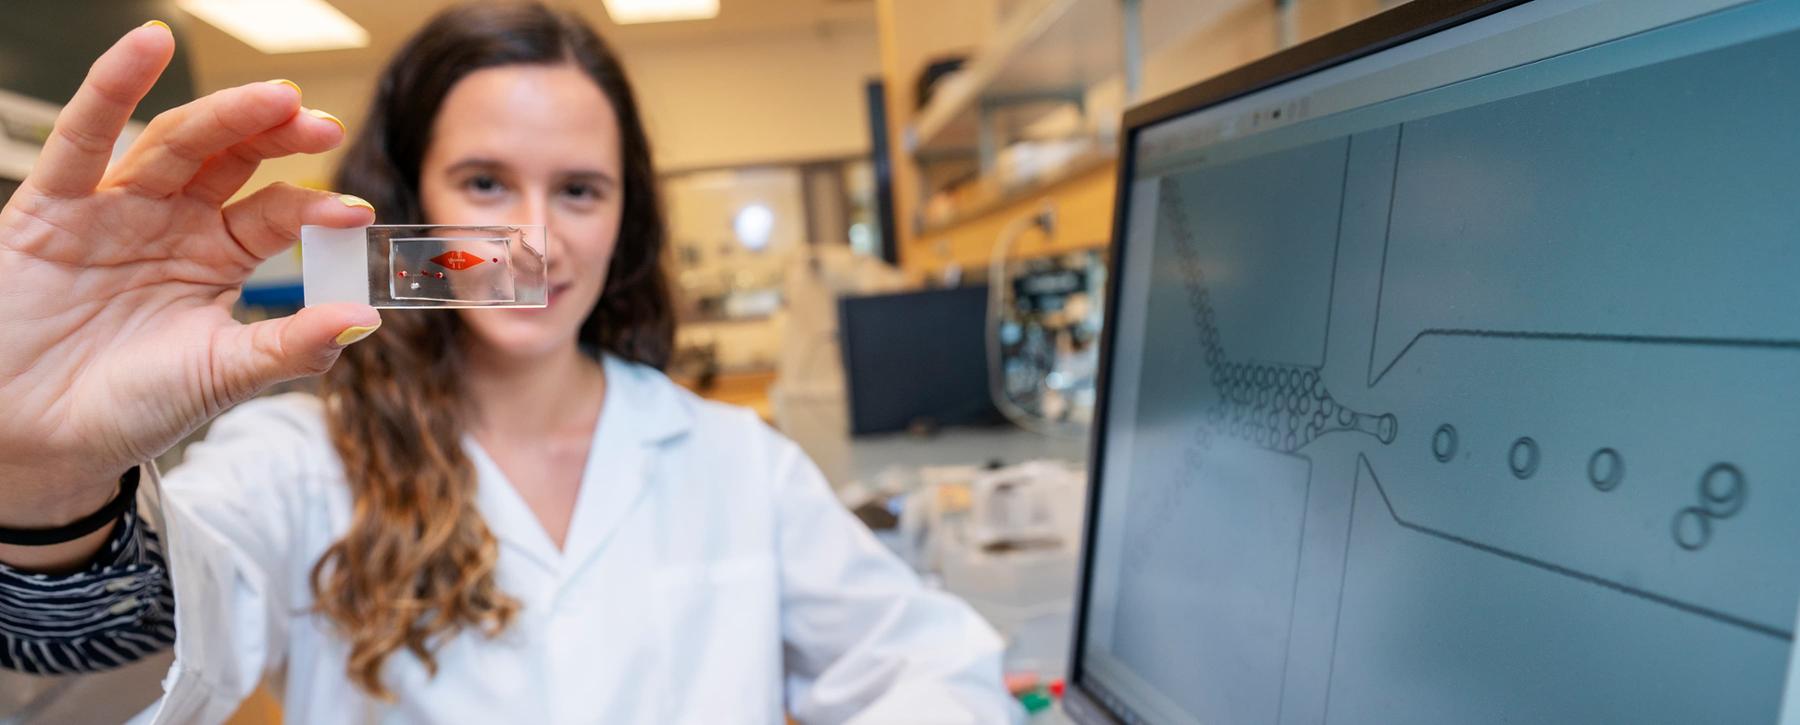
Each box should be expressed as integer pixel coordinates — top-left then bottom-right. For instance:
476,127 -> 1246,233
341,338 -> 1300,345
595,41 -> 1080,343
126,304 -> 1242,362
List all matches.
300,224 -> 547,308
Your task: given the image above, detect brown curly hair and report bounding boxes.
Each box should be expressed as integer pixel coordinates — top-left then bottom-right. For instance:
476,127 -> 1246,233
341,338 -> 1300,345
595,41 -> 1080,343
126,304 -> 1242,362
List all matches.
312,1 -> 672,699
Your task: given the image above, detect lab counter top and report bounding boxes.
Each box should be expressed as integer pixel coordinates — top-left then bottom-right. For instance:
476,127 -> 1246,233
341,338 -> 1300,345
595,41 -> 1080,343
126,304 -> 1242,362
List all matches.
845,425 -> 1090,485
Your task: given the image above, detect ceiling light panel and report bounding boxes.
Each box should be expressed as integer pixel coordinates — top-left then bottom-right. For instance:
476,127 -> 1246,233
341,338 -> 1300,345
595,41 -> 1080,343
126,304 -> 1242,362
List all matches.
177,0 -> 370,54
602,0 -> 721,25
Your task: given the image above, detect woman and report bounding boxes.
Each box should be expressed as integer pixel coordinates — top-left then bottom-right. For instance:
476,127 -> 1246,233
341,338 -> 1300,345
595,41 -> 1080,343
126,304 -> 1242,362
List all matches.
0,4 -> 1014,723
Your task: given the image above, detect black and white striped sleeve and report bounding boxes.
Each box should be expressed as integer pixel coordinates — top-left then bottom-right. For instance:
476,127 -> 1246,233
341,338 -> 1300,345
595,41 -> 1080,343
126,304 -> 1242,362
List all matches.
0,494 -> 178,675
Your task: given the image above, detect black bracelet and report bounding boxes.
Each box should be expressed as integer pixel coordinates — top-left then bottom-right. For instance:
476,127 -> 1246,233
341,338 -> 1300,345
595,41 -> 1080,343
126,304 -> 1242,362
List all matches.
0,467 -> 139,547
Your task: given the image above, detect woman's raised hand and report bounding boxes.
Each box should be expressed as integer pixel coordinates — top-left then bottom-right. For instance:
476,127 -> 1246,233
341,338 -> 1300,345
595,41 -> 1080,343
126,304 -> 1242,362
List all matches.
0,23 -> 379,526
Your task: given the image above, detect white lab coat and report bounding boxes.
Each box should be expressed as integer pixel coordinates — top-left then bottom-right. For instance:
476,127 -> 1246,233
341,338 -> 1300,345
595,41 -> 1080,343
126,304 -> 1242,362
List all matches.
124,355 -> 1017,724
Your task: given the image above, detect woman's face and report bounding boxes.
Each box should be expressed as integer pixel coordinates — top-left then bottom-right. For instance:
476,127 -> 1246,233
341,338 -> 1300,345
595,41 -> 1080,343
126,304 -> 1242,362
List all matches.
419,63 -> 624,360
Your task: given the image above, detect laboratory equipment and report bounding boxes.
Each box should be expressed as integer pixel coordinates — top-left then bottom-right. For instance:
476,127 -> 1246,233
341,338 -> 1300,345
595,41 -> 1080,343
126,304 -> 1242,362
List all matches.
301,224 -> 547,308
1068,0 -> 1800,723
986,206 -> 1105,437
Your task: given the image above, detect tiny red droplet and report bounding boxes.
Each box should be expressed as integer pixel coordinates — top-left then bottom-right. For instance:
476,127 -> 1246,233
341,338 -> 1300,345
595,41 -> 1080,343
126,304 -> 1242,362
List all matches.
491,257 -> 500,264
397,270 -> 408,278
435,271 -> 446,279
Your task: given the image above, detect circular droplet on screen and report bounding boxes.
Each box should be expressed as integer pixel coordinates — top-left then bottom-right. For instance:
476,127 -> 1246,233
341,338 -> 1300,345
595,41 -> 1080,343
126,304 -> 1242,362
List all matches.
1587,448 -> 1624,492
1509,437 -> 1540,479
1672,507 -> 1711,551
1433,424 -> 1458,463
1376,414 -> 1398,445
1700,463 -> 1746,518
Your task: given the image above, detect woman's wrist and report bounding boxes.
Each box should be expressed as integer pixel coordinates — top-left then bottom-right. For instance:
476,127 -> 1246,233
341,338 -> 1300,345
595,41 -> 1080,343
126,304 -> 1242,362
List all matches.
0,520 -> 121,574
0,465 -> 130,529
0,467 -> 136,573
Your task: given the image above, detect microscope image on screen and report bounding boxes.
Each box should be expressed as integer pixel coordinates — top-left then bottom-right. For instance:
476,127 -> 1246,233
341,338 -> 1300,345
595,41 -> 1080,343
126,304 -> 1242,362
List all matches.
1096,15 -> 1800,724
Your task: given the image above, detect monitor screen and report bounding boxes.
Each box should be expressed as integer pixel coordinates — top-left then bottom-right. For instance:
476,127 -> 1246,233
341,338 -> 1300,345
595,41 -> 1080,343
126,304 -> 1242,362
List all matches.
1074,1 -> 1800,723
838,286 -> 1003,435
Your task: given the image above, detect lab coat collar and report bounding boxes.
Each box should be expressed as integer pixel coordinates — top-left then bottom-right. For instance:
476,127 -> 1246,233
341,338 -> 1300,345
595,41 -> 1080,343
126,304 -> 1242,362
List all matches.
598,354 -> 694,445
468,355 -> 694,579
557,355 -> 694,579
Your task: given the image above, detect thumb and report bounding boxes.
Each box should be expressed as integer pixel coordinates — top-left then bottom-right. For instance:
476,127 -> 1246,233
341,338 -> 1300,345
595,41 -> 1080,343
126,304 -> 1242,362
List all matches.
221,303 -> 381,394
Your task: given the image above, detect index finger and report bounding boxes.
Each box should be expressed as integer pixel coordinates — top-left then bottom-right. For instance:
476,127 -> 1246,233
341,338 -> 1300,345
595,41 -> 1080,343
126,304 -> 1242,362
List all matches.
27,22 -> 173,199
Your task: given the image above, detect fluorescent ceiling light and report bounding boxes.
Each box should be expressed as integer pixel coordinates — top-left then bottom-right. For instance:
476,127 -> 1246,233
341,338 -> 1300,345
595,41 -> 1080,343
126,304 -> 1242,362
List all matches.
602,0 -> 720,25
177,0 -> 370,54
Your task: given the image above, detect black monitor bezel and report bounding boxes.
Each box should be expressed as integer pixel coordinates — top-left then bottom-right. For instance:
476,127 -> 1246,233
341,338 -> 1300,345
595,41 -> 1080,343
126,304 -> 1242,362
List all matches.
1066,1 -> 1534,722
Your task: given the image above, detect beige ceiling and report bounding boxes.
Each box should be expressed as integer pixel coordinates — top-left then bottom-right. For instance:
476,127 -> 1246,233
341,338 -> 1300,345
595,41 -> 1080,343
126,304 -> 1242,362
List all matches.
179,0 -> 877,88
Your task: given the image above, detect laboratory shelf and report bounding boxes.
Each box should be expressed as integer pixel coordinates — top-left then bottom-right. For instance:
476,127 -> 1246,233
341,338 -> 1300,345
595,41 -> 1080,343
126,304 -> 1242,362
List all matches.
905,0 -> 1129,160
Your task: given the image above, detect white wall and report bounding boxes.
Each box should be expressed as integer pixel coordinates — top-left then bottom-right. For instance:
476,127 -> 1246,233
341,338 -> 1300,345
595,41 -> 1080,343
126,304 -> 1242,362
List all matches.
626,25 -> 881,172
190,24 -> 880,199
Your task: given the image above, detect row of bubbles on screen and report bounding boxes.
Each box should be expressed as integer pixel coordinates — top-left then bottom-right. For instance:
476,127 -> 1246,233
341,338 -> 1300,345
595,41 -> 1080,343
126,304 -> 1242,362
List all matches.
1119,180 -> 1399,565
1427,423 -> 1747,551
1162,178 -> 1396,454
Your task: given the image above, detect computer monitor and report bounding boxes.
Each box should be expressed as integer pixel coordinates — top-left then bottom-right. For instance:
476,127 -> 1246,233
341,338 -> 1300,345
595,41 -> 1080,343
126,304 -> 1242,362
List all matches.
1068,1 -> 1800,723
838,286 -> 1002,434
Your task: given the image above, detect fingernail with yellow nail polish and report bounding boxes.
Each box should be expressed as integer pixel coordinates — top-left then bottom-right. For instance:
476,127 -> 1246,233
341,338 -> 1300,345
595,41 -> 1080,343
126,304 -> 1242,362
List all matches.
306,108 -> 347,134
267,79 -> 301,96
142,20 -> 169,31
338,194 -> 375,212
334,324 -> 381,347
